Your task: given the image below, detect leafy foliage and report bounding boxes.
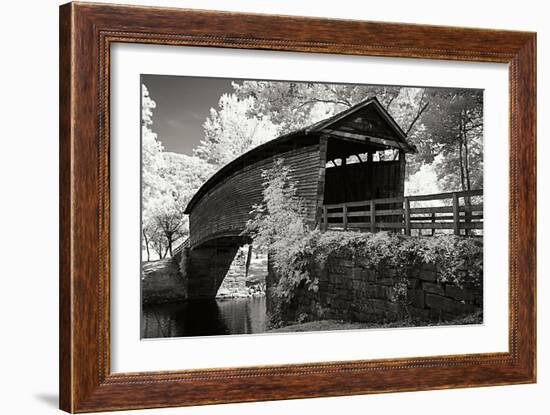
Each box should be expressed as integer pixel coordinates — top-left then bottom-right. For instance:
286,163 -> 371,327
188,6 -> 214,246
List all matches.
243,159 -> 315,302
141,85 -> 215,259
415,89 -> 483,190
194,93 -> 280,169
244,161 -> 483,305
142,79 -> 484,260
233,80 -> 483,192
269,230 -> 483,304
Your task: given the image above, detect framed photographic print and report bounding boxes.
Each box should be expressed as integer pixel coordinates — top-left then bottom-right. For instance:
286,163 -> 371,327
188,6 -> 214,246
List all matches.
59,2 -> 536,413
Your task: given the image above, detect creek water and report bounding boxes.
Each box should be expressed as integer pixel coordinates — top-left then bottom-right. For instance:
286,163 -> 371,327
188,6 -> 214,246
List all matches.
141,296 -> 268,338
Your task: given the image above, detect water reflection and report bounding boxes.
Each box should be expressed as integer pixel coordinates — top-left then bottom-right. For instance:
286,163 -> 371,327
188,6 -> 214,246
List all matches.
141,297 -> 267,338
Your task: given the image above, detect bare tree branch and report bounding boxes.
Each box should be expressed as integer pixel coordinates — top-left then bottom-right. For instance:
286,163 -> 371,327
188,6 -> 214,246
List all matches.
292,97 -> 353,111
406,98 -> 430,135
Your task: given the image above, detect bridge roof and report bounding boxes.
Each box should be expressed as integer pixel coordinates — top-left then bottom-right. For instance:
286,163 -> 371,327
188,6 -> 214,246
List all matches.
184,97 -> 416,214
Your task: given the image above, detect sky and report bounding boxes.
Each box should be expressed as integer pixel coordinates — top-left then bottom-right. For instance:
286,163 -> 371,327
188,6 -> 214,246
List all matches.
141,74 -> 234,155
141,74 -> 483,158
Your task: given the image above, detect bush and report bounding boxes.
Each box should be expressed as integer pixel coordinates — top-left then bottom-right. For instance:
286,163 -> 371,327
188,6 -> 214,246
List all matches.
244,159 -> 483,305
270,231 -> 482,302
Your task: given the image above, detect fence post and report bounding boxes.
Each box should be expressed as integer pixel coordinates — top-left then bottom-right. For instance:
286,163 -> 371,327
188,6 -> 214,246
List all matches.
323,206 -> 328,231
464,191 -> 472,236
370,200 -> 376,233
431,212 -> 436,236
452,192 -> 460,235
343,204 -> 348,231
404,197 -> 411,236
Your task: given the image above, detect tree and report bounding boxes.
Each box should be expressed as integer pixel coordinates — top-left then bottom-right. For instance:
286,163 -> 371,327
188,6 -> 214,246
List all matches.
142,221 -> 165,261
141,79 -> 484,261
232,81 -> 433,173
141,84 -> 217,259
232,81 -> 429,135
194,93 -> 280,168
244,158 -> 308,250
232,80 -> 484,194
420,90 -> 483,192
158,152 -> 216,254
150,197 -> 184,257
141,84 -> 165,194
244,159 -> 318,305
405,161 -> 443,196
141,84 -> 167,259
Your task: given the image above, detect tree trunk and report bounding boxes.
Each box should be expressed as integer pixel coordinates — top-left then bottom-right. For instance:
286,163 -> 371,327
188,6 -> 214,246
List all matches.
405,91 -> 429,135
463,131 -> 472,192
245,245 -> 253,280
462,119 -> 472,235
154,242 -> 163,260
458,138 -> 466,192
142,230 -> 150,262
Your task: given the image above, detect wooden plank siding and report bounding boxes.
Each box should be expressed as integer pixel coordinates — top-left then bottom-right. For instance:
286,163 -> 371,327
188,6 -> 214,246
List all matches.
189,144 -> 323,248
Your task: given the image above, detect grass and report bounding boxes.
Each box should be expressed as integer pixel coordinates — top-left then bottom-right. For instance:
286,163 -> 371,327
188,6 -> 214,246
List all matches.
268,312 -> 483,333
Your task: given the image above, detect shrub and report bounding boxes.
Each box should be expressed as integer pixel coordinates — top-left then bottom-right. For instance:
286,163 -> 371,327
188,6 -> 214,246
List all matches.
244,160 -> 483,305
266,230 -> 483,304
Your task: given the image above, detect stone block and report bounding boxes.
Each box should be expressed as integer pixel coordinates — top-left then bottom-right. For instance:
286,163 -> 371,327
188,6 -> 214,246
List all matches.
342,279 -> 353,289
408,306 -> 431,320
429,308 -> 442,321
371,299 -> 401,314
328,265 -> 347,274
474,294 -> 483,306
425,293 -> 475,316
422,282 -> 446,296
366,284 -> 388,300
352,310 -> 376,323
338,258 -> 355,268
445,285 -> 475,302
376,276 -> 396,286
408,267 -> 421,278
350,267 -> 362,280
418,270 -> 437,282
407,277 -> 421,289
328,273 -> 341,284
385,311 -> 400,322
360,269 -> 377,282
407,289 -> 425,309
386,268 -> 398,278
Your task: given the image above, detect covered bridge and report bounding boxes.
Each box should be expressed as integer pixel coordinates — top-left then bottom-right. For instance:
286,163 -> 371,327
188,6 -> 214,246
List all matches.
180,98 -> 417,299
185,97 -> 416,249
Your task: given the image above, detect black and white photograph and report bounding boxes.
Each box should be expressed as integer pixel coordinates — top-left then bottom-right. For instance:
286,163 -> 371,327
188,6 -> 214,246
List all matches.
140,75 -> 484,339
1,0 -> 545,413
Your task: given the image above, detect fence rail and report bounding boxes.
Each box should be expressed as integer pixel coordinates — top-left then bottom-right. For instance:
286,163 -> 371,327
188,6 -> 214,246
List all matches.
321,189 -> 483,236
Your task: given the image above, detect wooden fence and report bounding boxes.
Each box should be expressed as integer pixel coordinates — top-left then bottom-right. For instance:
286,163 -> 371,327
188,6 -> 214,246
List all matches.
321,189 -> 483,236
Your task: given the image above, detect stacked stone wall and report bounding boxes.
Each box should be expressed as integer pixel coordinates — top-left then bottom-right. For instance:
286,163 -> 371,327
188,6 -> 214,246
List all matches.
268,253 -> 482,325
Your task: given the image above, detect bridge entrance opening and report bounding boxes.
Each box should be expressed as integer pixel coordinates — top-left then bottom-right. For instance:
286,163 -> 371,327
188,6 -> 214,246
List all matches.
323,145 -> 405,206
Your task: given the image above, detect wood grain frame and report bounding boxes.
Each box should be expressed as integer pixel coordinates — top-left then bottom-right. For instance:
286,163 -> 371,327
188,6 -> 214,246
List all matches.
59,2 -> 536,412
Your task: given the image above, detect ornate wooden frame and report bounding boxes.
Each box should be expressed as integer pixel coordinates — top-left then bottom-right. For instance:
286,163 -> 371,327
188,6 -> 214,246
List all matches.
59,2 -> 536,412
